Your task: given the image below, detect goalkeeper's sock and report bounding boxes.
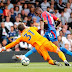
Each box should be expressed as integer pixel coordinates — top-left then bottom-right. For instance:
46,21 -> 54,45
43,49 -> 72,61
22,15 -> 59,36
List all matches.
60,47 -> 72,56
58,51 -> 66,61
25,47 -> 37,57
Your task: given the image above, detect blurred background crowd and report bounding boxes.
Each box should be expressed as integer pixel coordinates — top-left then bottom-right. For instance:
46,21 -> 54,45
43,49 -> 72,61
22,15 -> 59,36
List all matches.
0,0 -> 72,52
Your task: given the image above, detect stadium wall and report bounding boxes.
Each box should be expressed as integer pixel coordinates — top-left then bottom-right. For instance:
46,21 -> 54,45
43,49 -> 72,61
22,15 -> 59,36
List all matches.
0,51 -> 72,63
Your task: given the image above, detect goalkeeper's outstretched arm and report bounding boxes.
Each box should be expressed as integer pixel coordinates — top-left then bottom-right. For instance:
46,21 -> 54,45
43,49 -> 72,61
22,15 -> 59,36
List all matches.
0,36 -> 22,52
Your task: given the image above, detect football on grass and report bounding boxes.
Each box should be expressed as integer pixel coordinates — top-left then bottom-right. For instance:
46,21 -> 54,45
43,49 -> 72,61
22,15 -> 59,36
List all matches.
21,57 -> 30,66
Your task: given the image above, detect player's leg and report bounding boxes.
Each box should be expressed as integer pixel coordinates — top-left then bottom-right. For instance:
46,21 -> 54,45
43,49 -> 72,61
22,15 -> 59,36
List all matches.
53,40 -> 72,56
60,47 -> 72,56
37,45 -> 62,66
46,30 -> 72,56
25,47 -> 37,57
15,47 -> 37,60
45,41 -> 71,66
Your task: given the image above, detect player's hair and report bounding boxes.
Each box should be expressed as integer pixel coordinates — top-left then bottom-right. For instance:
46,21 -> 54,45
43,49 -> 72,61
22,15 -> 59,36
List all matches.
18,23 -> 25,31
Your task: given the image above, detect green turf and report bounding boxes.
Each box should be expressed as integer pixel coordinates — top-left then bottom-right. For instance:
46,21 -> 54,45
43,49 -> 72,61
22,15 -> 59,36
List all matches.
0,62 -> 72,72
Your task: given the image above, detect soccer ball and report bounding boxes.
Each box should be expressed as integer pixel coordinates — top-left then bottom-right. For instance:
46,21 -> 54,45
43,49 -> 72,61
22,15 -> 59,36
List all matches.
21,57 -> 30,66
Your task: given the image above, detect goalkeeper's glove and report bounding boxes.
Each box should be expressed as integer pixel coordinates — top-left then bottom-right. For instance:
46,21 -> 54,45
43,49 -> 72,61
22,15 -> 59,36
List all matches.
0,47 -> 6,52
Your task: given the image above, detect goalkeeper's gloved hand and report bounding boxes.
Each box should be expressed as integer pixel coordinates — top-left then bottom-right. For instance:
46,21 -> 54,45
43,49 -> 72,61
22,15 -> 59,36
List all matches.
0,47 -> 6,52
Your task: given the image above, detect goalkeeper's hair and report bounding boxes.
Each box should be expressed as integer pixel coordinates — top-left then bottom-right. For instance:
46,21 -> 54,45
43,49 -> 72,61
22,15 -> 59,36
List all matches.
18,23 -> 25,31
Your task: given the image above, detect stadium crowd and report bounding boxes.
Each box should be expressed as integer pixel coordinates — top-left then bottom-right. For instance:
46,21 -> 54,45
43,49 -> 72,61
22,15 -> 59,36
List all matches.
0,0 -> 72,52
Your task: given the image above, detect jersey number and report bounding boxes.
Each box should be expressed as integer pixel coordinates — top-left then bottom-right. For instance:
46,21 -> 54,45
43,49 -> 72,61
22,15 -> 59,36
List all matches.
24,33 -> 31,41
48,33 -> 52,38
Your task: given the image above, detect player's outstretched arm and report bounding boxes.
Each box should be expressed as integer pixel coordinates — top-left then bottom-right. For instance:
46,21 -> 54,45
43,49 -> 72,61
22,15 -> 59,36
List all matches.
0,36 -> 22,52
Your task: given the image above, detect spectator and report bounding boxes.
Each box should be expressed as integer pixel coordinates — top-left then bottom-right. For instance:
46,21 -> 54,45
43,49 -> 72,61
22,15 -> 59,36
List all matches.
5,17 -> 13,31
14,17 -> 21,26
23,16 -> 28,21
17,13 -> 23,22
54,8 -> 61,18
56,27 -> 60,36
30,0 -> 35,3
63,25 -> 71,35
2,39 -> 12,51
16,1 -> 22,13
67,34 -> 72,51
7,26 -> 16,43
64,7 -> 70,22
62,27 -> 68,37
30,21 -> 34,27
21,10 -> 25,20
0,8 -> 3,19
0,13 -> 5,22
3,5 -> 9,17
0,1 -> 5,10
27,16 -> 32,26
58,36 -> 64,47
58,35 -> 70,50
69,0 -> 72,11
35,0 -> 40,7
14,24 -> 18,36
68,12 -> 72,29
57,0 -> 66,13
41,0 -> 50,11
59,11 -> 67,25
15,44 -> 20,51
10,8 -> 16,20
0,24 -> 2,42
2,39 -> 7,47
38,23 -> 45,36
23,20 -> 27,26
58,31 -> 69,49
7,0 -> 14,10
67,2 -> 71,14
28,5 -> 35,17
47,6 -> 50,12
22,4 -> 30,15
49,4 -> 54,13
32,17 -> 39,28
0,43 -> 2,48
1,22 -> 9,41
8,12 -> 15,23
20,0 -> 25,3
14,6 -> 20,16
50,0 -> 55,6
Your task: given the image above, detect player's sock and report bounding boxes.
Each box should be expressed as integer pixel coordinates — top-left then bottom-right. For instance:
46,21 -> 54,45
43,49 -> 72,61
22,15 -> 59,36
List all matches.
60,47 -> 72,56
58,51 -> 66,61
48,59 -> 54,65
25,47 -> 37,57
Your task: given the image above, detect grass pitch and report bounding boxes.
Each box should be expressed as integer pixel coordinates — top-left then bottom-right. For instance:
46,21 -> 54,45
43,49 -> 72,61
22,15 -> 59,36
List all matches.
0,62 -> 72,72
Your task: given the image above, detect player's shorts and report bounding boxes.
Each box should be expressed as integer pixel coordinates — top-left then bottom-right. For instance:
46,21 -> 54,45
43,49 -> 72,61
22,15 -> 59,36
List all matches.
44,30 -> 58,42
35,39 -> 58,61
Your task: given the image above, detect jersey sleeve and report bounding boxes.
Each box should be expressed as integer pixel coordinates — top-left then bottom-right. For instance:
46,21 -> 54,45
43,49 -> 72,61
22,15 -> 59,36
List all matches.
51,14 -> 59,21
41,13 -> 48,22
5,36 -> 22,49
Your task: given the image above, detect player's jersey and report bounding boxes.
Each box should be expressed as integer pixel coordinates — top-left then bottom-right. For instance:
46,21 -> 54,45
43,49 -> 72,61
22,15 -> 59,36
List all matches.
5,27 -> 47,49
41,11 -> 59,30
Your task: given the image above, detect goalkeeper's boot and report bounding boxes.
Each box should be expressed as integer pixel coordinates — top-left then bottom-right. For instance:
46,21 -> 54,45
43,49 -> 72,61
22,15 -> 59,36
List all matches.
53,60 -> 63,66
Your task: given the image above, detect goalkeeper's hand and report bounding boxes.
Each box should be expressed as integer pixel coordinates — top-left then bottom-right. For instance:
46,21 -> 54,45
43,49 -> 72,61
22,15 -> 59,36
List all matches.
0,47 -> 6,52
